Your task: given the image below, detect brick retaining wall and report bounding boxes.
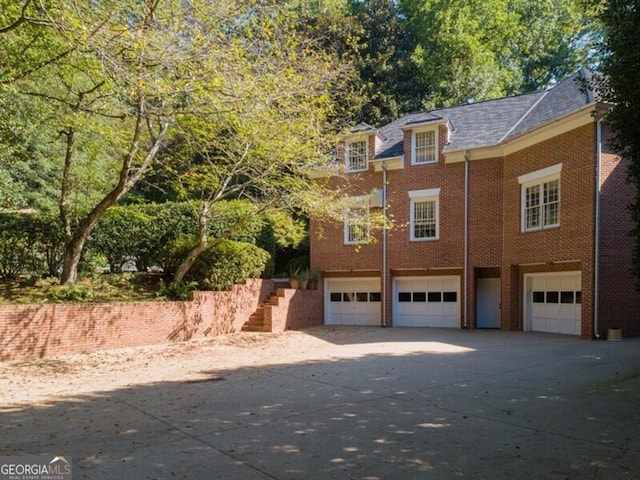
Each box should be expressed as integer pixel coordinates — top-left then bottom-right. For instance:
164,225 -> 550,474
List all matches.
0,279 -> 323,362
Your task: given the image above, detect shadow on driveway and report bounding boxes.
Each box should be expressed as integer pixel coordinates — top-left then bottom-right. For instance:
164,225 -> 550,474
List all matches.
2,328 -> 639,479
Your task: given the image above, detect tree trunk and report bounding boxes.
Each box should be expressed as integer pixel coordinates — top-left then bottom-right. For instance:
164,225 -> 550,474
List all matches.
59,190 -> 121,283
58,95 -> 169,284
173,201 -> 210,282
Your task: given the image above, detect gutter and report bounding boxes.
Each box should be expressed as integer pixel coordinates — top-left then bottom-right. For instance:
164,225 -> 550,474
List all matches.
463,150 -> 470,328
382,163 -> 388,327
594,115 -> 604,339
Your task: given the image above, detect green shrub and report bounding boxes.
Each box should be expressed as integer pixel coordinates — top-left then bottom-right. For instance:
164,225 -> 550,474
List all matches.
46,282 -> 96,302
0,212 -> 65,279
161,236 -> 198,277
188,240 -> 270,291
164,238 -> 270,291
156,279 -> 199,301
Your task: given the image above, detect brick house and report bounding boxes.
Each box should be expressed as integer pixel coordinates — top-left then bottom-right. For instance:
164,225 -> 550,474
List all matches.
309,69 -> 640,339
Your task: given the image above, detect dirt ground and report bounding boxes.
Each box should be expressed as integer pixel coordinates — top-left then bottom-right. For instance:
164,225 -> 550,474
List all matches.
0,327 -> 397,408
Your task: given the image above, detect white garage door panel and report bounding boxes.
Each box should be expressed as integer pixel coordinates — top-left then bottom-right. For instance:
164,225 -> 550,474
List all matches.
326,278 -> 381,326
394,276 -> 460,328
529,273 -> 581,335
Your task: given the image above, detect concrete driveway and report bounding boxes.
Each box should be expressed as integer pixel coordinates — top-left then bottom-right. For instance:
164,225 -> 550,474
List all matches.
2,327 -> 639,479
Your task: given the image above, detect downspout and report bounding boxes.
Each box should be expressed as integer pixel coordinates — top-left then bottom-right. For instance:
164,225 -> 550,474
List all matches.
382,163 -> 388,327
594,116 -> 604,338
464,150 -> 470,328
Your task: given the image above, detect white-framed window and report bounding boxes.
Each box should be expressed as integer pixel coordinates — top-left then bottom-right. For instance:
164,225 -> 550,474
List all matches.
409,188 -> 440,241
344,197 -> 370,245
345,139 -> 368,172
518,164 -> 562,232
411,129 -> 438,165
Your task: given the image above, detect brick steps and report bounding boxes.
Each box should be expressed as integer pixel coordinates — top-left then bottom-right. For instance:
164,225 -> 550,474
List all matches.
241,288 -> 286,332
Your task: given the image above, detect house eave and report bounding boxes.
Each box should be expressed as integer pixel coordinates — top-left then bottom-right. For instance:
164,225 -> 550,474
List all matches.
444,104 -> 600,163
371,156 -> 404,172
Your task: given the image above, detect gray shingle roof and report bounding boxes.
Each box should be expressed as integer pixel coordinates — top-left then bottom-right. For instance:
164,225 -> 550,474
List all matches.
373,69 -> 597,159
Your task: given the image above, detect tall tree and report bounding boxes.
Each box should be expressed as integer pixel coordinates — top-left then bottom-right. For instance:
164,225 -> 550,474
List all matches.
400,0 -> 602,108
348,0 -> 426,124
598,0 -> 640,286
1,0 -> 346,283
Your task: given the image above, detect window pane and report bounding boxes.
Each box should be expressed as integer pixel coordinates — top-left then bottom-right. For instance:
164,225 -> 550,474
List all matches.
347,141 -> 367,171
356,292 -> 368,302
575,291 -> 582,304
343,292 -> 354,302
544,202 -> 559,226
543,180 -> 560,227
413,200 -> 436,239
544,180 -> 559,203
532,291 -> 545,303
415,131 -> 436,163
346,206 -> 369,244
524,178 -> 560,231
526,185 -> 540,208
443,291 -> 457,302
398,292 -> 411,302
546,291 -> 559,303
428,292 -> 442,302
525,185 -> 541,230
413,292 -> 426,302
330,292 -> 342,302
369,292 -> 381,302
560,291 -> 574,304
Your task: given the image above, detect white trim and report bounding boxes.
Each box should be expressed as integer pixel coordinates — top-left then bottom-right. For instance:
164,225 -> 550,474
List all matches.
408,188 -> 441,198
345,138 -> 369,173
520,167 -> 561,232
343,197 -> 370,245
401,118 -> 448,131
411,127 -> 439,165
371,156 -> 404,171
409,190 -> 440,242
518,163 -> 563,185
346,195 -> 369,206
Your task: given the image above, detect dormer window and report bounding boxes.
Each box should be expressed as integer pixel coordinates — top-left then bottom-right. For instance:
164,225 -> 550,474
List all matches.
412,129 -> 438,165
346,139 -> 368,172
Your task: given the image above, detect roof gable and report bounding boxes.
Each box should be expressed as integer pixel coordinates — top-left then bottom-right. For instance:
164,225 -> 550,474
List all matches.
370,69 -> 599,160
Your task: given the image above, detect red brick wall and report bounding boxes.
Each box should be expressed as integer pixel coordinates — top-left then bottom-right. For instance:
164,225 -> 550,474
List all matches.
0,279 -> 323,362
466,158 -> 504,328
310,119 -> 640,338
268,289 -> 324,331
597,124 -> 640,336
501,124 -> 597,336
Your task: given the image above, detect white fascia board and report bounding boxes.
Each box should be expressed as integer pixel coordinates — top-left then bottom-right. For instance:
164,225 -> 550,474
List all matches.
401,118 -> 449,131
518,163 -> 562,185
371,156 -> 404,171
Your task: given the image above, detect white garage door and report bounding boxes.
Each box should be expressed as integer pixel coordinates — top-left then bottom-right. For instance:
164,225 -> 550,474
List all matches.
527,272 -> 581,335
394,276 -> 460,328
325,278 -> 381,326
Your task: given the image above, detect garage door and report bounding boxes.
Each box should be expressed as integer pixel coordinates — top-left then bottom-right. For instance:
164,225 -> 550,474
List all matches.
527,272 -> 581,335
394,276 -> 460,327
325,278 -> 381,326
